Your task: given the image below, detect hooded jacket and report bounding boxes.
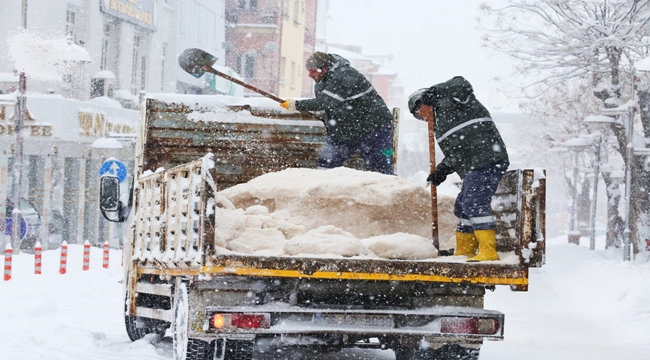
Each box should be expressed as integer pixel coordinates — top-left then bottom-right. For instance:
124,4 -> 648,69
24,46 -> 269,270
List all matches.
433,76 -> 509,178
295,54 -> 392,144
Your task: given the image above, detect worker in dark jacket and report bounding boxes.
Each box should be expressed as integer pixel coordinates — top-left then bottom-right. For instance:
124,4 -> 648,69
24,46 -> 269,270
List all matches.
408,76 -> 509,261
281,52 -> 394,175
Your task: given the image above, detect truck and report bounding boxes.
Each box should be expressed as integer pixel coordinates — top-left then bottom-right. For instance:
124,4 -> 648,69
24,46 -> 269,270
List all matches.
100,94 -> 546,360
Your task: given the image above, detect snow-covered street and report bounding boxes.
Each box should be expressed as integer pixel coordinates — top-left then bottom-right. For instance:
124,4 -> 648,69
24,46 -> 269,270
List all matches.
1,236 -> 649,360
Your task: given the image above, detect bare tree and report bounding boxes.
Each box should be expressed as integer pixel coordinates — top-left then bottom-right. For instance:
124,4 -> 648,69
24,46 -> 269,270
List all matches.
481,0 -> 650,253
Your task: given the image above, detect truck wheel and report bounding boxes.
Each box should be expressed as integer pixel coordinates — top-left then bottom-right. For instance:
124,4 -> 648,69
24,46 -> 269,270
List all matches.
395,345 -> 479,360
124,312 -> 149,341
393,346 -> 415,360
124,293 -> 165,342
394,346 -> 435,360
215,339 -> 254,360
435,344 -> 480,360
172,283 -> 214,360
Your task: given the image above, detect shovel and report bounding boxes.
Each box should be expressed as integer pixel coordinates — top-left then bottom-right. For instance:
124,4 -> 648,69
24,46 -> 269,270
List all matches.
178,48 -> 320,120
179,48 -> 284,102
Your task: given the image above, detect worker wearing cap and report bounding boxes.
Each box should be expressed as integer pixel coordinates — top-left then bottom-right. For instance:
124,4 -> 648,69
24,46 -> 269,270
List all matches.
281,52 -> 394,175
408,76 -> 509,261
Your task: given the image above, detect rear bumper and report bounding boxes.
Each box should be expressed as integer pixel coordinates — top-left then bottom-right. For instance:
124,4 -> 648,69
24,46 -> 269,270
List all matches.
196,305 -> 504,341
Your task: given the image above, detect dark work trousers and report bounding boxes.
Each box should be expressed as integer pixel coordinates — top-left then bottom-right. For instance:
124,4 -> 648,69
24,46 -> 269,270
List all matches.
317,123 -> 394,175
454,162 -> 509,233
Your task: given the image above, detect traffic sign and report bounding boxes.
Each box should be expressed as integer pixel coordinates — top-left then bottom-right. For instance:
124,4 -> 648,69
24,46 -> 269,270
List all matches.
99,159 -> 127,182
4,218 -> 27,240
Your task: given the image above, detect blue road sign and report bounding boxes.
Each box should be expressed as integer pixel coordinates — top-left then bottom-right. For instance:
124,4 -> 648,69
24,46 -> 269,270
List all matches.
99,159 -> 127,182
4,218 -> 27,240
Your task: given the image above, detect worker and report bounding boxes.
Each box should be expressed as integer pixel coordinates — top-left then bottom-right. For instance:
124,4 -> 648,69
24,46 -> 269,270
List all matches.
280,52 -> 394,175
408,76 -> 509,261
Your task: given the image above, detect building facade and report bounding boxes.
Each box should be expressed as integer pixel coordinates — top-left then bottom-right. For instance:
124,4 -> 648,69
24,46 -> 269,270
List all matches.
224,0 -> 316,98
0,0 -> 212,251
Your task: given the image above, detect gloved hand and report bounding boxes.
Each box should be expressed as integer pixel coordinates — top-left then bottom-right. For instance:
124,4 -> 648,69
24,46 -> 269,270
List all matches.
420,87 -> 438,107
426,163 -> 453,186
427,172 -> 447,186
280,99 -> 296,111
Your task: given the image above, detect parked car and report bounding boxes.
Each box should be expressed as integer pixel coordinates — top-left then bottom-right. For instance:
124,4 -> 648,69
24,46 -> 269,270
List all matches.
5,197 -> 42,251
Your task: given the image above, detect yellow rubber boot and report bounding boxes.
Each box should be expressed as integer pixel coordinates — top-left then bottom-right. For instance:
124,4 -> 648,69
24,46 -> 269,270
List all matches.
454,231 -> 478,257
467,229 -> 500,262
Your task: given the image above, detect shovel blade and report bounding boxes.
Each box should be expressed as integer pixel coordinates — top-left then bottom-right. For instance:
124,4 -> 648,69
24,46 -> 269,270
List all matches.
178,48 -> 218,79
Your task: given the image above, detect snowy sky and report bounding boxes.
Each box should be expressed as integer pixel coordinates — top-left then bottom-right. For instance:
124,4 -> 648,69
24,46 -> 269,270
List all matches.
326,0 -> 520,112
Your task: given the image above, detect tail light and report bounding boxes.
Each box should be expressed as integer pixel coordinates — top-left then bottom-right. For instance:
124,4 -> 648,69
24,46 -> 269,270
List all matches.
209,313 -> 270,330
440,317 -> 499,335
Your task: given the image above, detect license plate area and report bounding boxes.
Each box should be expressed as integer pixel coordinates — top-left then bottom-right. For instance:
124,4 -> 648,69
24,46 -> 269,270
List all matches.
313,314 -> 394,328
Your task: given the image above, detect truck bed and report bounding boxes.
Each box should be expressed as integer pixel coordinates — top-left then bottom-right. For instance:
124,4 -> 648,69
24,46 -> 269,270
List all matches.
131,158 -> 544,291
129,96 -> 545,293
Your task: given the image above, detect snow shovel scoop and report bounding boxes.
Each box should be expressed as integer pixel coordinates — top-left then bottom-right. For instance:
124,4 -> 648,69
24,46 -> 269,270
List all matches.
178,48 -> 320,120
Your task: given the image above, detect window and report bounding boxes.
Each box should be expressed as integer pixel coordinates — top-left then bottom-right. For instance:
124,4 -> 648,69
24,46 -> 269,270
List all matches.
236,54 -> 242,75
239,0 -> 258,10
293,0 -> 299,24
141,54 -> 147,90
290,61 -> 296,87
100,24 -> 110,70
280,57 -> 286,84
65,9 -> 75,39
161,44 -> 167,91
244,55 -> 255,78
131,35 -> 140,94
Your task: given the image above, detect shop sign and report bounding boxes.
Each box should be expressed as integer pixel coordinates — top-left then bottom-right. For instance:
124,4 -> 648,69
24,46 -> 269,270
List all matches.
100,0 -> 156,31
0,105 -> 52,137
79,111 -> 135,137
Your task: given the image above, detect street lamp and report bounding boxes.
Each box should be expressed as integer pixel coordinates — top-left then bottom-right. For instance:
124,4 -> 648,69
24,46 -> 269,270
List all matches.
563,136 -> 593,245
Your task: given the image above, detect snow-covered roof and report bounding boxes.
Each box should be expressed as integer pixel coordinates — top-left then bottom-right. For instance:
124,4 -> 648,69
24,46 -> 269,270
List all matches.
584,115 -> 617,124
93,70 -> 116,79
563,136 -> 593,148
86,96 -> 122,109
91,138 -> 123,149
114,89 -> 137,101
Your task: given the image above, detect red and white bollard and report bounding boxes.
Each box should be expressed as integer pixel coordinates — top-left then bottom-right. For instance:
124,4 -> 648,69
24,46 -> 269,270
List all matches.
4,244 -> 12,281
102,241 -> 110,269
34,241 -> 42,275
121,244 -> 124,267
59,241 -> 68,275
82,240 -> 90,271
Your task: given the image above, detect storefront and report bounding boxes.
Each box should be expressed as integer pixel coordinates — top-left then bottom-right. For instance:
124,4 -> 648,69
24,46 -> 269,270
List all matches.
0,93 -> 138,250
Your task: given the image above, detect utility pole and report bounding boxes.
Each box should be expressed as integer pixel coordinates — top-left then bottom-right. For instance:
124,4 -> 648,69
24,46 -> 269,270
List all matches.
11,0 -> 27,253
21,0 -> 27,28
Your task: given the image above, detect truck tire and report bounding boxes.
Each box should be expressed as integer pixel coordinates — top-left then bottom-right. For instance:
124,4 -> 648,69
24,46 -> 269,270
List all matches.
124,312 -> 148,341
215,339 -> 254,360
394,345 -> 479,360
172,282 -> 214,360
435,344 -> 480,360
124,293 -> 165,342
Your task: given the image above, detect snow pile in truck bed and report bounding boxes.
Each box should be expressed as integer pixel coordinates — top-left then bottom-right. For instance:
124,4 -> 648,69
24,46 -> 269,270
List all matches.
214,167 -> 456,259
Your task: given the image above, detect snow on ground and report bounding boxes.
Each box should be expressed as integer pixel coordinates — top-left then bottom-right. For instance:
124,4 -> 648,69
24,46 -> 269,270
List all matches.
1,236 -> 649,360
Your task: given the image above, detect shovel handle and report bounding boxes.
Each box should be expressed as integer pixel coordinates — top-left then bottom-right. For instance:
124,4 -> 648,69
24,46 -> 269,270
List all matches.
202,66 -> 321,120
203,65 -> 283,102
428,112 -> 439,248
